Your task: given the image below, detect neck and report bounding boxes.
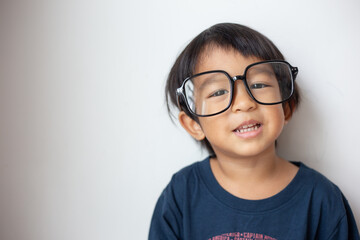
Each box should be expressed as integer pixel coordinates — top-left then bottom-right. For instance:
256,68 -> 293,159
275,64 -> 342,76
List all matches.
209,145 -> 299,200
210,145 -> 283,184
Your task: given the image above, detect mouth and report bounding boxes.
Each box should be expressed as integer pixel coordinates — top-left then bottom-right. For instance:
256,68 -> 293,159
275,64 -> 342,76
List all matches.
233,120 -> 262,138
234,123 -> 262,133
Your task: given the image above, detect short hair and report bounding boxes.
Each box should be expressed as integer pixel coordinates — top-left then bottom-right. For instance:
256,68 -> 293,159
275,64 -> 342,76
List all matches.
165,23 -> 301,155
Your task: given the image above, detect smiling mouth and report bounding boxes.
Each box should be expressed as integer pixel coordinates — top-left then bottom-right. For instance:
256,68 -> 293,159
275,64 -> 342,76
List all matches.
234,123 -> 262,133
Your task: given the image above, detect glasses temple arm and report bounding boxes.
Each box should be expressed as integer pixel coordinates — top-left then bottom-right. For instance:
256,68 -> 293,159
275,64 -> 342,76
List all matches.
291,67 -> 299,80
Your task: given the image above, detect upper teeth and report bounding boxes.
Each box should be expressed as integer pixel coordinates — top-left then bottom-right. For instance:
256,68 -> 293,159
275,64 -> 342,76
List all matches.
241,123 -> 257,129
236,123 -> 259,133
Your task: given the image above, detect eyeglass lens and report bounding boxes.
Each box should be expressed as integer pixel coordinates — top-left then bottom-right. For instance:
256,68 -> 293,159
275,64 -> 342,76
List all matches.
184,62 -> 293,116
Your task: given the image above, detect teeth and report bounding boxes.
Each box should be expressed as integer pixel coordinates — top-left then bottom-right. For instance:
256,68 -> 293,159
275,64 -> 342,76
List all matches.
236,124 -> 260,133
241,123 -> 256,129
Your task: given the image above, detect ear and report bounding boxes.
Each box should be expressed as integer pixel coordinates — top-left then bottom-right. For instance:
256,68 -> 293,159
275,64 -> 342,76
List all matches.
283,102 -> 295,124
178,111 -> 205,140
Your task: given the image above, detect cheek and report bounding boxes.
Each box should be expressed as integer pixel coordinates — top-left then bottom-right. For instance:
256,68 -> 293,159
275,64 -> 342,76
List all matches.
263,106 -> 286,130
271,108 -> 286,132
198,119 -> 215,137
198,117 -> 225,139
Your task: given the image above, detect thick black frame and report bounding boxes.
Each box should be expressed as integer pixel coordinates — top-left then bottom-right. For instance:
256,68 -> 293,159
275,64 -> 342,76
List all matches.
176,60 -> 298,117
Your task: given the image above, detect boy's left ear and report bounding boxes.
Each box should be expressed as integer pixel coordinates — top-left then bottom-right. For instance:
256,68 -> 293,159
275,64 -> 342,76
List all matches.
283,103 -> 294,124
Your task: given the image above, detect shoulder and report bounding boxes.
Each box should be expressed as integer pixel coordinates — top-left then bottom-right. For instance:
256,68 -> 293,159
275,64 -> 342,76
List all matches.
161,158 -> 209,191
151,158 -> 206,224
300,163 -> 345,209
166,158 -> 205,195
171,160 -> 202,183
297,162 -> 360,239
298,162 -> 343,198
297,163 -> 351,231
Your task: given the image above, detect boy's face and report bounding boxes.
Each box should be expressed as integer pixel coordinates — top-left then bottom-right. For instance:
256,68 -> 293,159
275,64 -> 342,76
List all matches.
179,47 -> 287,160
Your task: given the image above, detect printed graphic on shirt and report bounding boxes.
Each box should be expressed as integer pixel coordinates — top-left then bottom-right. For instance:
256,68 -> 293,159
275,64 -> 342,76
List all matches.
209,232 -> 276,240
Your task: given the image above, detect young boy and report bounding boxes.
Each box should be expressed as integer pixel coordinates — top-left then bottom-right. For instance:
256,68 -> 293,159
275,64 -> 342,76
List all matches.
149,23 -> 359,240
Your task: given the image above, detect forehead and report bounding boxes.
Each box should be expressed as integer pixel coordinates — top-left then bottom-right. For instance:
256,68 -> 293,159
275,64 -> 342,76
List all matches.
195,46 -> 262,75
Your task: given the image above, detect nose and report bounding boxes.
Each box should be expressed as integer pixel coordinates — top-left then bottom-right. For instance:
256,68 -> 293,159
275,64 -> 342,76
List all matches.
230,80 -> 257,112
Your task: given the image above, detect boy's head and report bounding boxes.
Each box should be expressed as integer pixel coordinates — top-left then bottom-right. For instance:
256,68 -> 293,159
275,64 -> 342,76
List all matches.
165,23 -> 301,155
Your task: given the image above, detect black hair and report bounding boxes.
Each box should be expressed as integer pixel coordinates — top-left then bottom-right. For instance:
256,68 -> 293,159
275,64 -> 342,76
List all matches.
165,23 -> 301,155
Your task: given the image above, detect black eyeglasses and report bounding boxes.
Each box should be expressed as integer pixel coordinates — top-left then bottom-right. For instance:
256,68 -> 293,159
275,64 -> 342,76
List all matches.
176,60 -> 298,117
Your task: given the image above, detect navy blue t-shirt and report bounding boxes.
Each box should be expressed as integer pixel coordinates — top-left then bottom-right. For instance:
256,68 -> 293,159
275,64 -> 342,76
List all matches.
149,157 -> 359,240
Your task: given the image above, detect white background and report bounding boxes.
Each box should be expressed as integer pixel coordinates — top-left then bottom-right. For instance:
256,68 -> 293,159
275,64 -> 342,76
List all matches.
0,0 -> 359,239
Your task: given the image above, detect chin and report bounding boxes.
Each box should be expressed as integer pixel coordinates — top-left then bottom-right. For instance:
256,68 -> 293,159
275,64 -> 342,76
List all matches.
224,144 -> 275,159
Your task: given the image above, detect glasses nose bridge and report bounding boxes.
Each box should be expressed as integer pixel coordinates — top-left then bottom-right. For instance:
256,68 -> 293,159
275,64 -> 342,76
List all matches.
231,74 -> 248,93
230,73 -> 256,110
231,74 -> 249,95
232,74 -> 245,82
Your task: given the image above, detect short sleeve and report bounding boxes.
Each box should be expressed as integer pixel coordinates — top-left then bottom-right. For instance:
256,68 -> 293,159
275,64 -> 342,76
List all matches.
148,180 -> 183,240
328,194 -> 360,240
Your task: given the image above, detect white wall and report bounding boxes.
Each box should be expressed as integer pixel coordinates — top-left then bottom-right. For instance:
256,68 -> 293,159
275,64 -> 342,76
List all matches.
0,0 -> 359,239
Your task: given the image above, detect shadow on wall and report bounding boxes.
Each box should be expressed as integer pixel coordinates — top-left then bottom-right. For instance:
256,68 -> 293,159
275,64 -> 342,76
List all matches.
277,88 -> 327,170
278,87 -> 360,228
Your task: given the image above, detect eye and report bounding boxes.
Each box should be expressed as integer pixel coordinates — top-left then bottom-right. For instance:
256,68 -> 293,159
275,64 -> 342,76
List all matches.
250,83 -> 270,89
208,89 -> 229,98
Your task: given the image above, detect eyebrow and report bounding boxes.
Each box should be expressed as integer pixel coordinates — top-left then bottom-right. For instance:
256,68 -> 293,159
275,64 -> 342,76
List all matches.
195,73 -> 227,92
247,65 -> 275,76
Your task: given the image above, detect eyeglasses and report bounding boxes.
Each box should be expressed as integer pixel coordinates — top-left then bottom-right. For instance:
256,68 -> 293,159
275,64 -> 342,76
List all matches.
176,60 -> 298,117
